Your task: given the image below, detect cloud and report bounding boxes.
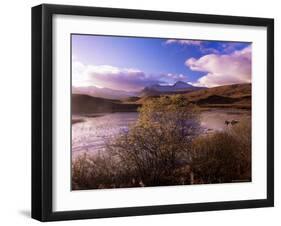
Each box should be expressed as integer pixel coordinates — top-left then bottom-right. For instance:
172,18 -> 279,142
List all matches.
72,62 -> 188,91
165,39 -> 249,55
185,45 -> 251,87
165,39 -> 202,46
165,39 -> 219,54
165,39 -> 221,54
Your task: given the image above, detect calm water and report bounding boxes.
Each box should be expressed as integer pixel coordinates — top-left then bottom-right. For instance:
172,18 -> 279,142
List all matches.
72,113 -> 138,156
72,109 -> 250,156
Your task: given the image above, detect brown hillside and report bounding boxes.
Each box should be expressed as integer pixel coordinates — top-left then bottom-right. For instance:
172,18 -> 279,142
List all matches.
72,94 -> 140,114
184,83 -> 251,101
136,83 -> 251,109
185,83 -> 251,109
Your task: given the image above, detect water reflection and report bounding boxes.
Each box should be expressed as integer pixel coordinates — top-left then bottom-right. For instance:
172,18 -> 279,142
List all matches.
72,109 -> 250,156
200,109 -> 250,132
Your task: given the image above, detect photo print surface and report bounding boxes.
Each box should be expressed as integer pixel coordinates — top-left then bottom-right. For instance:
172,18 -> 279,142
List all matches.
71,34 -> 252,190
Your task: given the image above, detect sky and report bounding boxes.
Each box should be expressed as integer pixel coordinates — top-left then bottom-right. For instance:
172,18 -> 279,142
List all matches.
72,34 -> 252,91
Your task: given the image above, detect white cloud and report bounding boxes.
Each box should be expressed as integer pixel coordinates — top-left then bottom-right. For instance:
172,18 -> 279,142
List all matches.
165,39 -> 250,55
165,39 -> 220,54
72,62 -> 188,91
186,45 -> 252,87
165,39 -> 219,54
165,39 -> 202,46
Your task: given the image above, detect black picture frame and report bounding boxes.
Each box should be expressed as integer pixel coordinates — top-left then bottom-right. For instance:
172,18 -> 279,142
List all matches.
32,4 -> 274,222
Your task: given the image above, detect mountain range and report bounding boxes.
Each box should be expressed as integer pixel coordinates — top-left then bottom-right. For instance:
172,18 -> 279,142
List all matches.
140,81 -> 204,96
72,83 -> 251,115
72,86 -> 137,100
73,81 -> 204,100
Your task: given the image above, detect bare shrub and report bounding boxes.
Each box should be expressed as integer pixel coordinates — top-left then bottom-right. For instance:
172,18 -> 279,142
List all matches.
72,152 -> 145,190
191,119 -> 251,183
72,154 -> 109,190
107,95 -> 199,186
72,95 -> 251,189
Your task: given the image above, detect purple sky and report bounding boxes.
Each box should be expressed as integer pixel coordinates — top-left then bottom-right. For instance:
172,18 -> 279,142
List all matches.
72,34 -> 251,91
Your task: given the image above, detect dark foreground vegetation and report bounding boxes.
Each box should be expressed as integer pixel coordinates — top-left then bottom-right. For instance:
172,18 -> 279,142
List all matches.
72,95 -> 251,190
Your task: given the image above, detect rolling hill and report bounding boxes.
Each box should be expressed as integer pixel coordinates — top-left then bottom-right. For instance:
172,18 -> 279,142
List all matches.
72,86 -> 137,100
184,83 -> 251,109
72,94 -> 140,114
136,83 -> 251,109
72,83 -> 252,114
184,83 -> 251,101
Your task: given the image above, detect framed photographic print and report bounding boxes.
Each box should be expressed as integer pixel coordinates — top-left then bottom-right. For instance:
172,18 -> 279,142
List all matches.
32,4 -> 274,221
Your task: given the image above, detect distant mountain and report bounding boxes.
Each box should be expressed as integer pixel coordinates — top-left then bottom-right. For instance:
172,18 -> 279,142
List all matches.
72,83 -> 252,114
72,82 -> 204,99
173,81 -> 196,90
72,86 -> 137,100
140,81 -> 204,96
72,94 -> 139,114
